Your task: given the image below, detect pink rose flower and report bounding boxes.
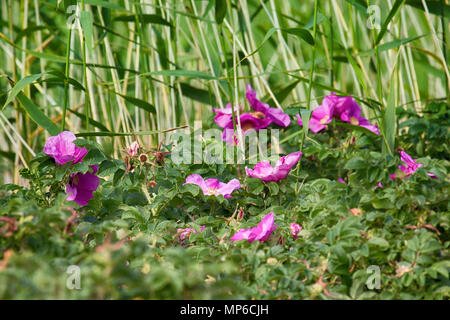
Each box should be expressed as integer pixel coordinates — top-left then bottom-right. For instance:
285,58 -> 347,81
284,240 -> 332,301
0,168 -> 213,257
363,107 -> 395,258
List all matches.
296,100 -> 334,133
44,131 -> 88,165
212,104 -> 244,128
245,151 -> 302,182
231,212 -> 278,243
398,151 -> 423,178
183,174 -> 241,199
65,165 -> 100,206
246,85 -> 291,127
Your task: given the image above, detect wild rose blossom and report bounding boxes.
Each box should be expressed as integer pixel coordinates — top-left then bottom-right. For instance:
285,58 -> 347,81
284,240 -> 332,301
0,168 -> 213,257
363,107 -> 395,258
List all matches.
65,165 -> 100,206
296,101 -> 334,133
297,93 -> 380,135
231,212 -> 278,243
245,85 -> 291,127
246,151 -> 302,182
212,104 -> 244,128
398,151 -> 423,177
44,131 -> 88,165
290,223 -> 302,239
184,174 -> 241,199
331,93 -> 380,135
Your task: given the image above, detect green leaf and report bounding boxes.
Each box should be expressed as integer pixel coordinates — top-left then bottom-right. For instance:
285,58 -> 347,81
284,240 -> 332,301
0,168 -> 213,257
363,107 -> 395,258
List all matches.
2,73 -> 45,110
344,157 -> 367,169
141,70 -> 217,80
68,108 -> 110,132
359,34 -> 427,57
179,83 -> 216,106
263,80 -> 300,106
344,0 -> 368,15
284,28 -> 315,45
215,0 -> 227,25
431,261 -> 450,278
267,182 -> 279,196
14,92 -> 59,136
405,0 -> 450,18
368,237 -> 389,249
114,14 -> 172,27
181,184 -> 200,197
345,49 -> 369,96
376,0 -> 405,45
80,10 -> 94,53
118,93 -> 156,114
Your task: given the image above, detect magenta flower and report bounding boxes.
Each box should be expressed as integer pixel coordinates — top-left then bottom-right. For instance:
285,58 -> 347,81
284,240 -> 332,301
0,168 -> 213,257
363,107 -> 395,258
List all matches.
221,113 -> 272,145
212,104 -> 244,128
338,178 -> 346,184
298,93 -> 380,135
355,118 -> 381,135
231,212 -> 278,243
245,85 -> 291,127
246,151 -> 302,182
290,223 -> 302,239
44,131 -> 88,165
390,173 -> 397,181
398,151 -> 423,178
184,174 -> 241,199
65,165 -> 100,206
330,93 -> 380,135
331,93 -> 362,123
296,100 -> 334,133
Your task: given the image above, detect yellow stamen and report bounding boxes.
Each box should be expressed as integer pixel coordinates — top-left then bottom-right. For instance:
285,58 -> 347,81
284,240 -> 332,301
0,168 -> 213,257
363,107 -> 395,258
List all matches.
350,117 -> 359,125
320,115 -> 329,125
206,187 -> 218,195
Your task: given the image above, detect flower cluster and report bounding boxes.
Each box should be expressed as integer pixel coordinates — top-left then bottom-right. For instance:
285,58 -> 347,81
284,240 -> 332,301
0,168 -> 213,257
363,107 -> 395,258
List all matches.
213,85 -> 290,145
183,151 -> 302,243
44,131 -> 100,206
296,93 -> 380,135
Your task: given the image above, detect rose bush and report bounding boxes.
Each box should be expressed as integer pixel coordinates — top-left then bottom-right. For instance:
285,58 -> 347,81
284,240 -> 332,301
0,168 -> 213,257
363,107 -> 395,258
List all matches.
0,95 -> 448,300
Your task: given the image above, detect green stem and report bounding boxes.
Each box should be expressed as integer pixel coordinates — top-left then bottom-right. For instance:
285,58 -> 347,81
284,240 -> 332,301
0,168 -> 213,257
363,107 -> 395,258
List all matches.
296,0 -> 318,194
81,0 -> 90,133
62,27 -> 72,131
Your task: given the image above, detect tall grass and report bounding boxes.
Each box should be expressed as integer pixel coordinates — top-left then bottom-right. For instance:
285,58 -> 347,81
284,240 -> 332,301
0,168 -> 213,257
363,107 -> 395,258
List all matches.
0,0 -> 448,184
